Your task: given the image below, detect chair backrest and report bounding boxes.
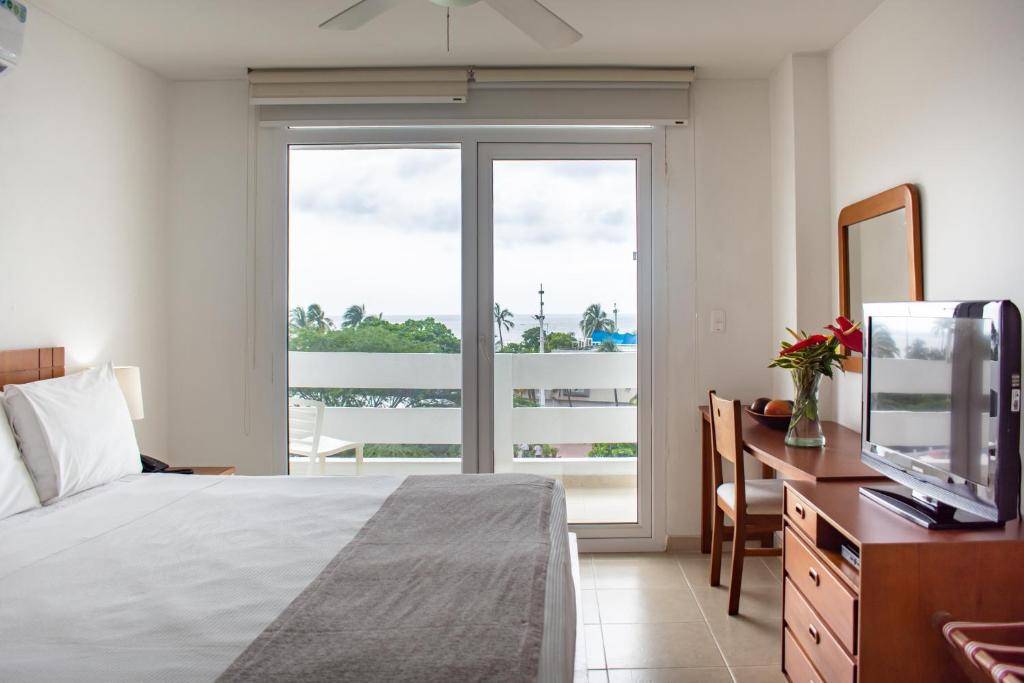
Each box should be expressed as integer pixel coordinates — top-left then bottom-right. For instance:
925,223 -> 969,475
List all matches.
708,390 -> 746,509
289,398 -> 324,456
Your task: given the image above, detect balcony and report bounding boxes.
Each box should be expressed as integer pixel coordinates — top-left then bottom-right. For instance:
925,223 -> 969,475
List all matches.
289,350 -> 638,524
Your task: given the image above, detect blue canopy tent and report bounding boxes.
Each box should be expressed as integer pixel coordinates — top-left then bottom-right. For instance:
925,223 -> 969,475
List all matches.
591,330 -> 638,346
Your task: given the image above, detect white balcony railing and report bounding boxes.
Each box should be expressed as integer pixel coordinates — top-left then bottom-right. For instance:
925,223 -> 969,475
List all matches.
289,351 -> 638,476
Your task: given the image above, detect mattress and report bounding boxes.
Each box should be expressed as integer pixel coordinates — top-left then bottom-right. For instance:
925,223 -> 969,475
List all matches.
0,473 -> 576,682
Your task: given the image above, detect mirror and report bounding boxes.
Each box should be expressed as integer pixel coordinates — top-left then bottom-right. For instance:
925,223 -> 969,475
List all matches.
838,183 -> 923,372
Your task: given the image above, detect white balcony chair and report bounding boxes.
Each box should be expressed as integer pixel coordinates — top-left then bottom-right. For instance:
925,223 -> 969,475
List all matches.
288,398 -> 365,475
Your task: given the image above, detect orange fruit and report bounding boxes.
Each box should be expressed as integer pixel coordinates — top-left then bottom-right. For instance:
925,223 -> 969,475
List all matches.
764,399 -> 793,416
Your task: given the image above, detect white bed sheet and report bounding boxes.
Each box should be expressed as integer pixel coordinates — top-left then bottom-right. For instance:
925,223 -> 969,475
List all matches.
0,474 -> 575,682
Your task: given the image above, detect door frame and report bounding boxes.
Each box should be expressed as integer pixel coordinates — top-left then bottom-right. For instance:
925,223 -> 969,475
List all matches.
265,124 -> 670,549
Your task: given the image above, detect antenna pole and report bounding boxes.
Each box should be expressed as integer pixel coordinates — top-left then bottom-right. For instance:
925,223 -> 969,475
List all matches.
538,284 -> 546,407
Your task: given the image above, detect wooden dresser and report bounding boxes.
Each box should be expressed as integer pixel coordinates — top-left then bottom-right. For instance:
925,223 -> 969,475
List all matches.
782,480 -> 1024,683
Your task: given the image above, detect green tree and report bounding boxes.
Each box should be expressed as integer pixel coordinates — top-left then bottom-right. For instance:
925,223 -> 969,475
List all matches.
871,323 -> 900,358
589,443 -> 637,458
343,304 -> 366,328
306,304 -> 333,332
580,303 -> 614,340
290,317 -> 460,355
289,306 -> 308,331
906,338 -> 945,361
494,303 -> 515,351
516,326 -> 578,353
514,443 -> 560,458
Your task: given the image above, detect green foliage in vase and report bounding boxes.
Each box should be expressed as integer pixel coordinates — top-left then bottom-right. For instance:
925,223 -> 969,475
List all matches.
769,317 -> 863,441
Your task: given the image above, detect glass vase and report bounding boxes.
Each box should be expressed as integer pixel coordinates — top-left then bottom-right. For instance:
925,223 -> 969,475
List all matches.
786,367 -> 825,447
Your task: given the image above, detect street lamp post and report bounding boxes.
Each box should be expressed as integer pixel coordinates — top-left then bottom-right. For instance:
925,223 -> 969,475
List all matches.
537,283 -> 546,407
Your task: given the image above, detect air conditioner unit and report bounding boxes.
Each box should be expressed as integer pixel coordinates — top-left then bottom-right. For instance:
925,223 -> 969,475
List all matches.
0,0 -> 27,75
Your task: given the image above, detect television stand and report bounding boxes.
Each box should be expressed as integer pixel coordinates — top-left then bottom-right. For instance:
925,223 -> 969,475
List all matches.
783,481 -> 1024,682
859,485 -> 1003,529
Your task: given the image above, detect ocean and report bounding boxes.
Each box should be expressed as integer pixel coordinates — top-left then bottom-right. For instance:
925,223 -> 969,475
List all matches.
329,313 -> 638,344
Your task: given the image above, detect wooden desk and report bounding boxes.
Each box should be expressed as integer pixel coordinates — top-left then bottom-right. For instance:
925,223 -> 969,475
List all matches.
782,480 -> 1024,682
699,406 -> 884,553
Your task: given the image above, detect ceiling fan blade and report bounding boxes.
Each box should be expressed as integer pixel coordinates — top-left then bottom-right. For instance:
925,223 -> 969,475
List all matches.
484,0 -> 581,49
319,0 -> 404,30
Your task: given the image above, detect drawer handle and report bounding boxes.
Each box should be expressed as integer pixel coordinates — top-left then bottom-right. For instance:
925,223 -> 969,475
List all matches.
808,567 -> 820,586
808,623 -> 821,645
793,503 -> 806,519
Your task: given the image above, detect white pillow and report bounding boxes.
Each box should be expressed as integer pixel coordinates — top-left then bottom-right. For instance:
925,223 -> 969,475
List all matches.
0,392 -> 41,519
3,364 -> 141,504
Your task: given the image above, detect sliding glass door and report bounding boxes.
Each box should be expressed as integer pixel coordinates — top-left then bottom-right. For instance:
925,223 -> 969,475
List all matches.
479,144 -> 652,529
281,129 -> 658,540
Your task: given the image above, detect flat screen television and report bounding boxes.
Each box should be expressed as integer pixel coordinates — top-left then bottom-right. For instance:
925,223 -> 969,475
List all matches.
860,300 -> 1021,528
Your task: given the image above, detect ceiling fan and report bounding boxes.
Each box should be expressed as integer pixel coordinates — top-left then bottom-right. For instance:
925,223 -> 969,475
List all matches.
319,0 -> 582,50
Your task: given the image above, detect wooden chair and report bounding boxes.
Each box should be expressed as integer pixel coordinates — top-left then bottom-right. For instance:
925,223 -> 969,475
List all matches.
708,390 -> 784,615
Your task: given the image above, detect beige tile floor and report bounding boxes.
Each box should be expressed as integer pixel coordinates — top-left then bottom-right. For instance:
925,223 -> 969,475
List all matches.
579,551 -> 787,683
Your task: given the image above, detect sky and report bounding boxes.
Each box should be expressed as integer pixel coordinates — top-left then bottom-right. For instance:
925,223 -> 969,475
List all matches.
288,147 -> 638,324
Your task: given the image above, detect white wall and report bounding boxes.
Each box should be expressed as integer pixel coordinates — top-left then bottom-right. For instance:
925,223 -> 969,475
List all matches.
667,80 -> 774,537
165,80 -> 277,473
769,53 -> 833,404
0,6 -> 171,456
828,0 -> 1024,428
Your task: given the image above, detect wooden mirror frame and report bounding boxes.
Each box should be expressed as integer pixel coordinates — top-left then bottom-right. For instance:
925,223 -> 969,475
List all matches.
838,183 -> 923,372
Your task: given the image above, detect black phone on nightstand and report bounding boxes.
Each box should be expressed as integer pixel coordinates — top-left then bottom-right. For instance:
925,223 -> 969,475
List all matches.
140,455 -> 169,472
141,455 -> 193,474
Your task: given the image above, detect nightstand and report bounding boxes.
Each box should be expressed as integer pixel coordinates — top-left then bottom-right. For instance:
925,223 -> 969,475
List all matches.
183,466 -> 236,476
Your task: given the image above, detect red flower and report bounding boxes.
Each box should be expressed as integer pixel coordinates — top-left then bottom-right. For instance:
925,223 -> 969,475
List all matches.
826,316 -> 863,354
780,334 -> 828,356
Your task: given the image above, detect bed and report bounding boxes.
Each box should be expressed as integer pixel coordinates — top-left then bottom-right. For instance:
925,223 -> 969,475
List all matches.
0,348 -> 583,682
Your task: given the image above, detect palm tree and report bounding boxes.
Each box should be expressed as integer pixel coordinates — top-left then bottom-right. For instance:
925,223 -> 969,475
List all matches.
580,303 -> 614,341
494,303 -> 515,351
305,304 -> 333,332
289,306 -> 308,331
343,304 -> 366,328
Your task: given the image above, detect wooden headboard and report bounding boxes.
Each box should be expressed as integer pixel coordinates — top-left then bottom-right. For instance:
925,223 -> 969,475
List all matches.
0,347 -> 65,388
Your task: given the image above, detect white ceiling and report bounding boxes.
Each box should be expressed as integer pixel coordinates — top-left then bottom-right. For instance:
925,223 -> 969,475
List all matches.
32,0 -> 884,81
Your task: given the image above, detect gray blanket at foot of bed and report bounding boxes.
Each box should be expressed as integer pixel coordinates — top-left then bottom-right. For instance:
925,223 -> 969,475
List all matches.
218,474 -> 556,682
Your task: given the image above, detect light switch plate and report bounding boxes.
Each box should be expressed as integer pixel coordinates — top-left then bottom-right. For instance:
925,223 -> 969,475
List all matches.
711,309 -> 726,333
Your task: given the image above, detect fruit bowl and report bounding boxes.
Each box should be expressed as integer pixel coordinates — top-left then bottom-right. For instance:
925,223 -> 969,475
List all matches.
744,406 -> 791,431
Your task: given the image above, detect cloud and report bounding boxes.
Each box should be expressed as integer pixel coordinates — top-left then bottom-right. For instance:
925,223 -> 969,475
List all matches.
293,189 -> 378,215
290,147 -> 461,234
493,160 -> 636,246
289,150 -> 635,245
287,149 -> 639,315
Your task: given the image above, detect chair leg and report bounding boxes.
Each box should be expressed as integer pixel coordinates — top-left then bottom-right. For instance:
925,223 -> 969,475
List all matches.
728,523 -> 747,615
709,506 -> 725,587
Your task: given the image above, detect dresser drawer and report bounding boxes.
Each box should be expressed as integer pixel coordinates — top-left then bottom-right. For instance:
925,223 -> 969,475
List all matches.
786,487 -> 818,542
785,578 -> 856,683
784,626 -> 825,683
784,527 -> 858,652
